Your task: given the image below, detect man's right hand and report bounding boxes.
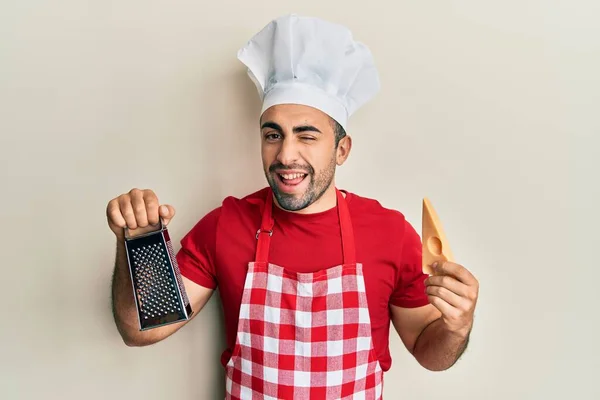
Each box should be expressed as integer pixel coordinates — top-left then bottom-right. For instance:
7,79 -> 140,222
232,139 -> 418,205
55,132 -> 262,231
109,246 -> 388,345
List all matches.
107,188 -> 214,347
106,188 -> 176,240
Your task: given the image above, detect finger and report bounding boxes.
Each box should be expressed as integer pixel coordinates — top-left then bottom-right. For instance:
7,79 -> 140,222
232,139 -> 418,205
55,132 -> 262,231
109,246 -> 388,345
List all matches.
435,261 -> 477,286
426,284 -> 470,309
107,199 -> 126,229
427,294 -> 458,318
143,191 -> 160,226
130,189 -> 149,228
425,275 -> 470,298
118,195 -> 137,229
160,204 -> 176,225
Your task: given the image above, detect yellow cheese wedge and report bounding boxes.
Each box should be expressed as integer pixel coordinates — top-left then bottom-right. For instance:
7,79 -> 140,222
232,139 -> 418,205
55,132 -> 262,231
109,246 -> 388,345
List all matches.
422,197 -> 454,275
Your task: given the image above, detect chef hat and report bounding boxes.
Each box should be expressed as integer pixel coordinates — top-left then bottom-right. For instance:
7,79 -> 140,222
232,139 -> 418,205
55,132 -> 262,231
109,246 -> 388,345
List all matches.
237,14 -> 380,130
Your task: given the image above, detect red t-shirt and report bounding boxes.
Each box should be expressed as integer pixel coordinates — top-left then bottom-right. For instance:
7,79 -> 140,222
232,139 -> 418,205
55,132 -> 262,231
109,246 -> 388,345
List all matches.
176,187 -> 430,372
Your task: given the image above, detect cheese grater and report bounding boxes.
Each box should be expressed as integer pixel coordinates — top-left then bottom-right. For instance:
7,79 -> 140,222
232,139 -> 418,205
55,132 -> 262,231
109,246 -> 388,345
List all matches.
124,218 -> 193,330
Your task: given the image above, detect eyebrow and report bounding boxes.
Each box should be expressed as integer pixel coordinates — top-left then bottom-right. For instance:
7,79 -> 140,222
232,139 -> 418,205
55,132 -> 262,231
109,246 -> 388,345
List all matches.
261,122 -> 322,134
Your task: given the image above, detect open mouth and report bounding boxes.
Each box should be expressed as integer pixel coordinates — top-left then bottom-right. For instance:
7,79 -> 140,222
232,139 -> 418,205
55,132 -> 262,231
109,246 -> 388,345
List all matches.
276,172 -> 308,188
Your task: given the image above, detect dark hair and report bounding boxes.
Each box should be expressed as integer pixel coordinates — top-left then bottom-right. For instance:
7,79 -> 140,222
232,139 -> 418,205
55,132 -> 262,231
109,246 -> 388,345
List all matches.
331,118 -> 347,147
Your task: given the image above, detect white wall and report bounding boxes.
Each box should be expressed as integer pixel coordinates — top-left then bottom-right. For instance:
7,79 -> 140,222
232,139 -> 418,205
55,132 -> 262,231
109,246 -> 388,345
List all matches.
1,1 -> 597,399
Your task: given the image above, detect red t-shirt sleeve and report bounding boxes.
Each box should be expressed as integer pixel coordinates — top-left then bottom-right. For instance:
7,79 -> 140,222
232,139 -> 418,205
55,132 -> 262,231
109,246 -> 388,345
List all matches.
175,207 -> 221,290
389,219 -> 430,308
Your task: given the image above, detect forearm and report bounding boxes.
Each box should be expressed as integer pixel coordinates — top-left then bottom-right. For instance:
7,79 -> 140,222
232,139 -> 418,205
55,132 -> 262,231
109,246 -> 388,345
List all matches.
111,240 -> 170,346
412,317 -> 470,371
111,239 -> 213,346
111,240 -> 141,341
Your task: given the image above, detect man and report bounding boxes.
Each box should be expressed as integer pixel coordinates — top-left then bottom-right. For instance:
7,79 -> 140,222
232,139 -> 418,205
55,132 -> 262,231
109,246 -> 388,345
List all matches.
107,14 -> 479,399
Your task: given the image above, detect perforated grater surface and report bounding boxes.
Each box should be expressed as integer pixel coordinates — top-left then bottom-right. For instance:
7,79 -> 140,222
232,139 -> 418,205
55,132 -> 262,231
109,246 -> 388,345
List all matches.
124,218 -> 193,330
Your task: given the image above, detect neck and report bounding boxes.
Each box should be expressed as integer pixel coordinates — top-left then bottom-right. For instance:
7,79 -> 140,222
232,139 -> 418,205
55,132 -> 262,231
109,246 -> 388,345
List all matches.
273,182 -> 344,214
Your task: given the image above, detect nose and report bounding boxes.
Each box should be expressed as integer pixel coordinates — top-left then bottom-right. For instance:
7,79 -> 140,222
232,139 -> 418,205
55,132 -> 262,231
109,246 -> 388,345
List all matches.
276,136 -> 299,166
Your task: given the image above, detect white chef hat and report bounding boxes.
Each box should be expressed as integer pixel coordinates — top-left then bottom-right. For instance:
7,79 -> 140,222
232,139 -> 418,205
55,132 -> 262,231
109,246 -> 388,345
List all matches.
237,14 -> 380,130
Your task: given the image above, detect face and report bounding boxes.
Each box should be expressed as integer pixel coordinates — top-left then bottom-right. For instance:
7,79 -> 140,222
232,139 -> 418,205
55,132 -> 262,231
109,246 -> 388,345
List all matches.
260,104 -> 351,212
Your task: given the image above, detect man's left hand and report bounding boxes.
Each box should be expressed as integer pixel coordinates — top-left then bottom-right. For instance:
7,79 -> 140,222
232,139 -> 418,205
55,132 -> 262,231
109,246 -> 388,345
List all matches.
424,261 -> 479,337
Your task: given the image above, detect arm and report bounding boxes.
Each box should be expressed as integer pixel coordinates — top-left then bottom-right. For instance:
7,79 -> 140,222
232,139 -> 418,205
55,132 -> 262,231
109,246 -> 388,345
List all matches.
111,239 -> 214,347
106,188 -> 218,347
391,304 -> 470,371
391,261 -> 479,371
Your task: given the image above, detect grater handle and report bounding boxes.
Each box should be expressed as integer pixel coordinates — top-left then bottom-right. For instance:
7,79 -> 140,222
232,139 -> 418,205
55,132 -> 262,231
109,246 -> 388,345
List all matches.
124,217 -> 166,240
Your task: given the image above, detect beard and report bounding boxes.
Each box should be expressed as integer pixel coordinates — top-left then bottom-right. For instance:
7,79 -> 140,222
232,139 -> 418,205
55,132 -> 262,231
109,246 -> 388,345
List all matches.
266,154 -> 337,212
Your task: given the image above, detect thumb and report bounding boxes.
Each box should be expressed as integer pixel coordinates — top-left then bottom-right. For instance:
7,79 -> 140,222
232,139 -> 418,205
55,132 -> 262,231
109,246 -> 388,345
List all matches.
159,204 -> 176,225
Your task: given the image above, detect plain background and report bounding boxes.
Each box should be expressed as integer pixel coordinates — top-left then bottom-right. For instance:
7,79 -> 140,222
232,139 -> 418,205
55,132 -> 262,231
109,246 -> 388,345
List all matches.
1,1 -> 598,399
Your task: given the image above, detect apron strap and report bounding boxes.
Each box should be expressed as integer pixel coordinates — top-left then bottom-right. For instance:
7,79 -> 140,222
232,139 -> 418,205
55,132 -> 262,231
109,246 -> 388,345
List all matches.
255,188 -> 356,265
337,188 -> 356,265
255,189 -> 275,264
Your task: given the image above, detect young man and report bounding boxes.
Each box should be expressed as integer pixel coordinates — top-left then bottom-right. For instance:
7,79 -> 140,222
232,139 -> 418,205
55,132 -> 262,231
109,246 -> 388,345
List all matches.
107,14 -> 479,399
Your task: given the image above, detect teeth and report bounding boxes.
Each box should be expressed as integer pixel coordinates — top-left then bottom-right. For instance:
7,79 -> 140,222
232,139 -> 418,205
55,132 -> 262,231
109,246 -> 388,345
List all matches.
280,173 -> 305,180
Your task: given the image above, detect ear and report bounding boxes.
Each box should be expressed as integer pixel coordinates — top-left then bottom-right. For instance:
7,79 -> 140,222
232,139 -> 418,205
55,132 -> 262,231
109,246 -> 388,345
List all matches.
336,135 -> 352,166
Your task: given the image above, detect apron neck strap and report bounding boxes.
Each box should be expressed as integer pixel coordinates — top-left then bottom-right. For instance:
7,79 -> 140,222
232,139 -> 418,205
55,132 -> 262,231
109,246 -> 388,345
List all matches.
255,190 -> 275,263
255,188 -> 356,265
337,189 -> 356,264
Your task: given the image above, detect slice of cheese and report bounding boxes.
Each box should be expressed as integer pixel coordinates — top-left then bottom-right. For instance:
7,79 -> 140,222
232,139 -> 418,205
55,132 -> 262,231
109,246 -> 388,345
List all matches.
422,197 -> 454,275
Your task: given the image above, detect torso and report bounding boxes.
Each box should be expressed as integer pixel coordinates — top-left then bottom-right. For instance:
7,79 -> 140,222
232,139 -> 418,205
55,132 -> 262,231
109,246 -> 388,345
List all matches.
212,187 -> 428,371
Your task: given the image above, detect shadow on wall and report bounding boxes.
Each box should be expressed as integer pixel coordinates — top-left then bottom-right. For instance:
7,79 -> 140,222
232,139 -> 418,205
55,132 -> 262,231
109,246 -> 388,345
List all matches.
187,290 -> 227,399
188,59 -> 265,205
183,58 -> 264,399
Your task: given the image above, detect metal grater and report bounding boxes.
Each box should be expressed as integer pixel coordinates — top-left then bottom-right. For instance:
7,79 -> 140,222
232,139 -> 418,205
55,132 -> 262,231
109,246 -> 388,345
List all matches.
124,218 -> 193,330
